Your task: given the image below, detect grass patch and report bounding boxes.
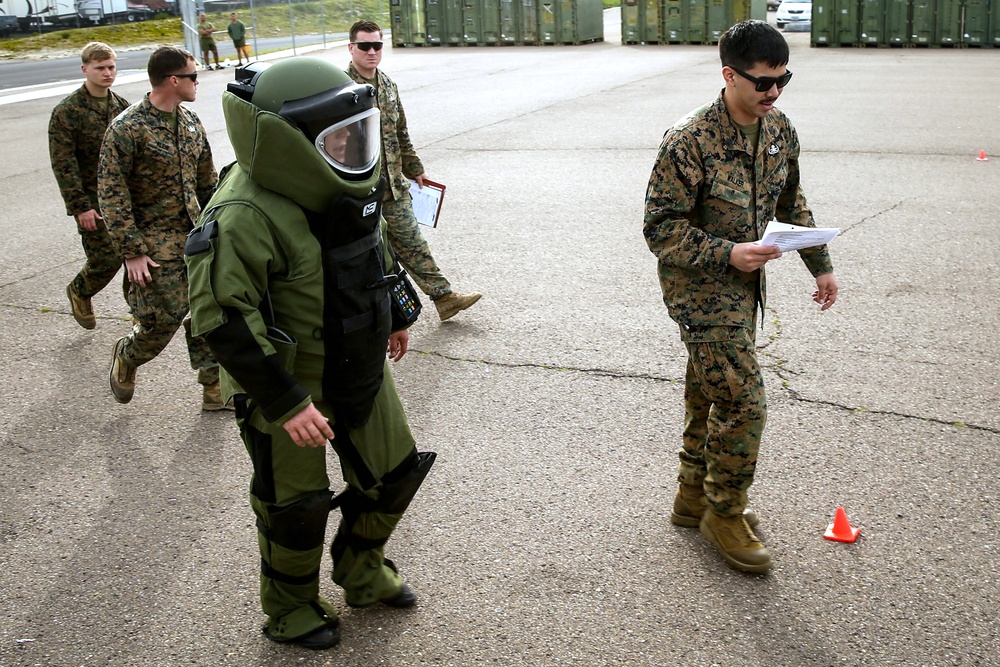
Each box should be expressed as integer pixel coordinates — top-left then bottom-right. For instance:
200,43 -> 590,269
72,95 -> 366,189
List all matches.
0,0 -> 388,58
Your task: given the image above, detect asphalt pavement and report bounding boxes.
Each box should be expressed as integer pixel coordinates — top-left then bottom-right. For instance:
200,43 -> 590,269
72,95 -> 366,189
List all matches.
1,10 -> 999,667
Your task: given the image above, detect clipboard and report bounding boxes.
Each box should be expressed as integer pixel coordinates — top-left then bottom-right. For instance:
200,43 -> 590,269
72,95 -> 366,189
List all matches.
408,179 -> 446,228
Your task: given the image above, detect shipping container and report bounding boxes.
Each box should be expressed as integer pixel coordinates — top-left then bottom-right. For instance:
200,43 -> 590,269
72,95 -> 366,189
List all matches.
962,0 -> 989,45
909,0 -> 934,44
858,0 -> 883,45
934,0 -> 961,45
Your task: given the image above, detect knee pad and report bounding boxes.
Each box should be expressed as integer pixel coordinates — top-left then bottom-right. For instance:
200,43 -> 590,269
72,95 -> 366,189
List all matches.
262,490 -> 334,553
329,451 -> 436,558
376,450 -> 437,515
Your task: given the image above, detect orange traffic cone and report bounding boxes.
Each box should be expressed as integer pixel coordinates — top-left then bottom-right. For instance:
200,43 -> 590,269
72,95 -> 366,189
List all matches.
976,150 -> 988,161
823,506 -> 860,543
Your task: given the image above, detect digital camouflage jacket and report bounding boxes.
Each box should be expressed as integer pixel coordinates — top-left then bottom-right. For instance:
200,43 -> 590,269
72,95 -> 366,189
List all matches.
98,94 -> 217,262
347,63 -> 424,201
48,85 -> 130,217
644,91 -> 834,329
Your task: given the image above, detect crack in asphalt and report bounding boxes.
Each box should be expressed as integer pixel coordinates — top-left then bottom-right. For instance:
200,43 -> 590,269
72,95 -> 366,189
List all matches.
8,301 -> 995,436
410,347 -> 999,437
838,198 -> 905,236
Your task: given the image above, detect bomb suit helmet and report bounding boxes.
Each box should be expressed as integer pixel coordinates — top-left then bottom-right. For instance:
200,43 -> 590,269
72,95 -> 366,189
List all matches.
228,58 -> 380,179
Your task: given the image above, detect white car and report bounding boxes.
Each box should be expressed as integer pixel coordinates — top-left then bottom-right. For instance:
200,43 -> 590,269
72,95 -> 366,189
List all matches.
775,0 -> 812,29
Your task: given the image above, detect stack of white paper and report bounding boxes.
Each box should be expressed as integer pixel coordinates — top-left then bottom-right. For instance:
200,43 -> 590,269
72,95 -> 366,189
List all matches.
758,220 -> 840,252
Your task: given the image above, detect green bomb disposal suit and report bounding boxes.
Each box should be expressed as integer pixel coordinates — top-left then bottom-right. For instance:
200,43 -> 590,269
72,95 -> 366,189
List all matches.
185,62 -> 434,644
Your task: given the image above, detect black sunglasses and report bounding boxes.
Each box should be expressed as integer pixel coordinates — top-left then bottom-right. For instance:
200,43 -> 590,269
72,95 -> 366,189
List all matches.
729,66 -> 792,92
352,41 -> 383,52
171,71 -> 198,82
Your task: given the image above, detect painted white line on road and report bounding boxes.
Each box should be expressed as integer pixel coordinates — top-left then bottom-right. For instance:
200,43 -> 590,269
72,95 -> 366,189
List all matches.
0,41 -> 342,107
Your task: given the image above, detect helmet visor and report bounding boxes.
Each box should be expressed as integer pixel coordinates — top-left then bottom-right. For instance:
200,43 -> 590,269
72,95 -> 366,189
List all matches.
312,107 -> 380,175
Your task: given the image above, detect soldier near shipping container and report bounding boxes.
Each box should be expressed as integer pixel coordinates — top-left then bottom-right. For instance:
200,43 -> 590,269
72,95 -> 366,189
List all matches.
185,57 -> 435,650
98,46 -> 227,411
643,20 -> 838,573
49,42 -> 130,330
346,19 -> 482,321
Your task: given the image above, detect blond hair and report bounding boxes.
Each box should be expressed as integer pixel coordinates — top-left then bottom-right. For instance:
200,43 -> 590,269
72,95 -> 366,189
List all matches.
81,42 -> 116,64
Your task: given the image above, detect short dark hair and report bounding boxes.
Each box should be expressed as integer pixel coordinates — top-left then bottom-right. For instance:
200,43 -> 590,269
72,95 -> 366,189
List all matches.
147,46 -> 194,87
719,20 -> 788,70
350,19 -> 383,42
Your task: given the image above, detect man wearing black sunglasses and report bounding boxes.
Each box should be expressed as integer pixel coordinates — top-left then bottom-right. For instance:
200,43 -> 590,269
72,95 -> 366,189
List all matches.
643,20 -> 837,574
346,19 -> 482,322
98,46 -> 223,411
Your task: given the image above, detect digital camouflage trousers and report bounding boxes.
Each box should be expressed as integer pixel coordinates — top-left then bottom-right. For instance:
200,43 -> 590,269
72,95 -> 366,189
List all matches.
119,259 -> 218,384
382,194 -> 451,300
71,221 -> 128,304
678,324 -> 766,517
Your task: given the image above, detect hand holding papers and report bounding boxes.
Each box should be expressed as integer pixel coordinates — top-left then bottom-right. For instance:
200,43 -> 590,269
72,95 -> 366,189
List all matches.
758,220 -> 840,253
408,179 -> 446,228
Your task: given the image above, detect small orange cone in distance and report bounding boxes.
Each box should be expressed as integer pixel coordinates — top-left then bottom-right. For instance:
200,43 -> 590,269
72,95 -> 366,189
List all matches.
976,150 -> 988,161
824,506 -> 860,543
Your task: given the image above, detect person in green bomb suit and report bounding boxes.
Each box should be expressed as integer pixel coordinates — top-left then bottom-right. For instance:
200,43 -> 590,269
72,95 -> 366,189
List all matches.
185,58 -> 436,650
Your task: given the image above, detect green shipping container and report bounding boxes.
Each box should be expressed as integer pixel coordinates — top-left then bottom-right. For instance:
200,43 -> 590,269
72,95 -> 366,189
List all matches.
811,0 -> 834,45
500,0 -> 518,43
990,0 -> 1000,46
685,0 -> 709,43
858,0 -> 883,45
481,0 -> 503,43
883,0 -> 907,45
641,0 -> 664,43
390,0 -> 427,46
707,0 -> 732,43
833,0 -> 860,44
556,0 -> 603,43
519,0 -> 540,43
731,0 -> 751,21
622,0 -> 642,43
539,0 -> 557,42
934,0 -> 961,45
462,0 -> 482,43
909,0 -> 934,44
538,0 -> 601,43
962,0 -> 989,45
663,0 -> 683,41
426,0 -> 463,44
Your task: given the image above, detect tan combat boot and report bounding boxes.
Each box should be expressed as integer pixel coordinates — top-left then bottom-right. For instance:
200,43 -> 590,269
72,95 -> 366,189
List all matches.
109,337 -> 136,404
671,483 -> 759,528
434,292 -> 482,321
66,283 -> 96,329
700,510 -> 773,573
202,380 -> 234,411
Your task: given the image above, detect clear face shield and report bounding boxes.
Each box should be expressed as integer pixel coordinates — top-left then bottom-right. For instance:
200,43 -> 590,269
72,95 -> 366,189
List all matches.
312,107 -> 380,175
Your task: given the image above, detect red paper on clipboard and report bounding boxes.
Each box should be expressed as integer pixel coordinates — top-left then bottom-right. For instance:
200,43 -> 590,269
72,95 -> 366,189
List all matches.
408,179 -> 446,228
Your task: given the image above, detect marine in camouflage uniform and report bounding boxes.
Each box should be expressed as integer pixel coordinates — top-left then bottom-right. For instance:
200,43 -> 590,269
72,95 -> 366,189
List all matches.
643,20 -> 838,573
98,46 -> 222,408
48,42 -> 130,329
347,19 -> 481,321
186,58 -> 435,650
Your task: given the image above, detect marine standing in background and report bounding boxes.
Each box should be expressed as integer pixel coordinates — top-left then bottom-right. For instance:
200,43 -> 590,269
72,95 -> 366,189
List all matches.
186,58 -> 435,650
227,12 -> 251,66
346,19 -> 481,321
197,13 -> 222,71
49,41 -> 130,330
98,46 -> 226,410
643,20 -> 838,573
